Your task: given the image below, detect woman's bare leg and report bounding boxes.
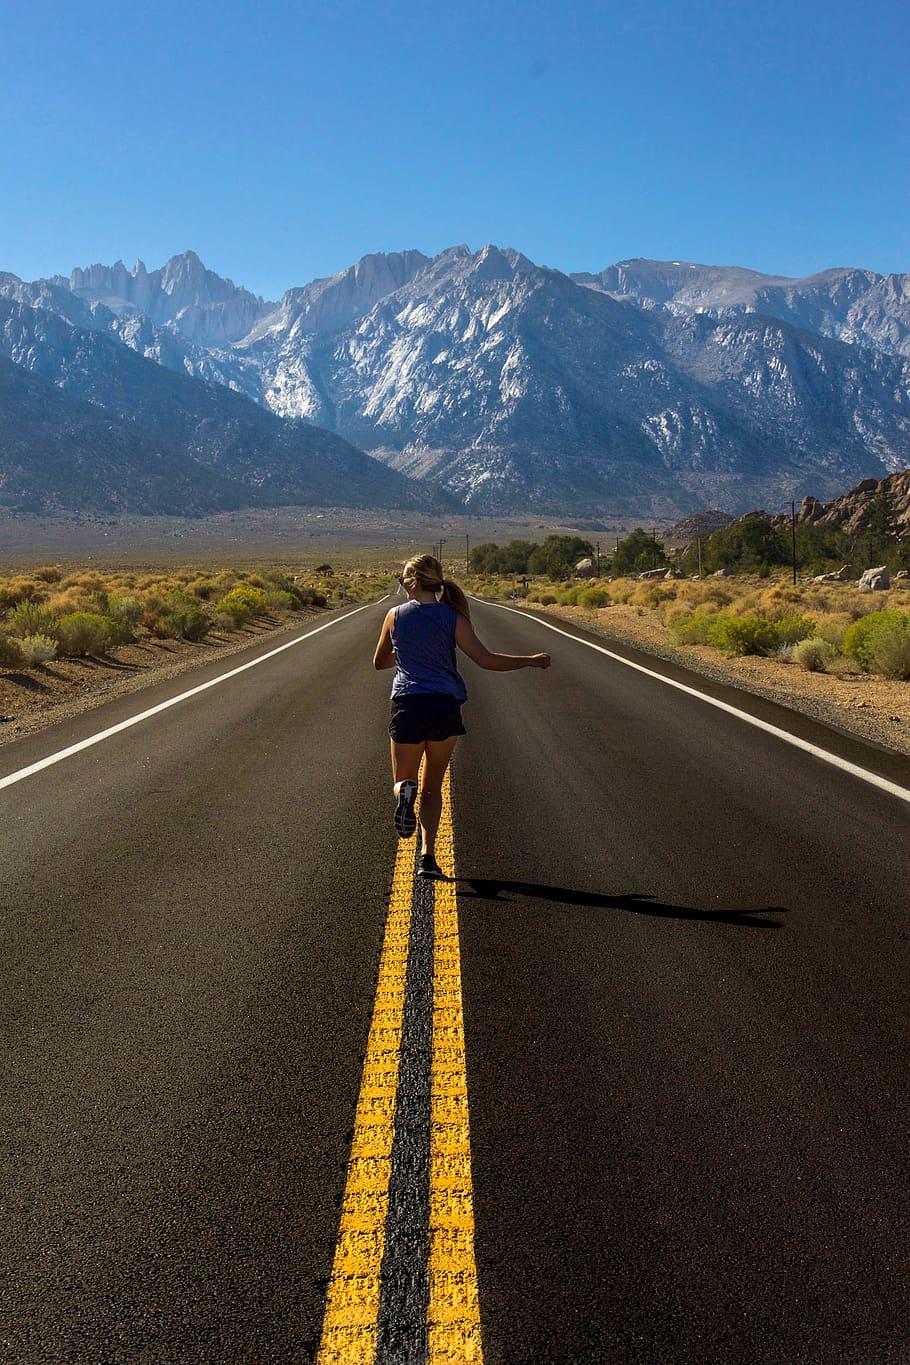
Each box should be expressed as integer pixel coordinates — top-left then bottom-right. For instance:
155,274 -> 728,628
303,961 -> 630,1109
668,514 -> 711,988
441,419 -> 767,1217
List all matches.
418,736 -> 458,856
391,740 -> 424,788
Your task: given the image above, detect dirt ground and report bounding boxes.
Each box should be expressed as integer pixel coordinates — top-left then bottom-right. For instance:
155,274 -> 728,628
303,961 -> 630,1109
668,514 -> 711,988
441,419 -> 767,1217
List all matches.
0,506 -> 647,569
518,601 -> 910,757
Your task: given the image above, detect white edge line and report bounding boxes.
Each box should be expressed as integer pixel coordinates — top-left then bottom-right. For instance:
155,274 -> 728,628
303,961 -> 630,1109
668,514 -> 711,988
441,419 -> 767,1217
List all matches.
0,600 -> 385,793
474,597 -> 910,808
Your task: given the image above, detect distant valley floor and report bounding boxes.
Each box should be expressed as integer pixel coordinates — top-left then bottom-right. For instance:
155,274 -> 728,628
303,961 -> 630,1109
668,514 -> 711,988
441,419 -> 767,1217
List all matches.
0,506 -> 649,567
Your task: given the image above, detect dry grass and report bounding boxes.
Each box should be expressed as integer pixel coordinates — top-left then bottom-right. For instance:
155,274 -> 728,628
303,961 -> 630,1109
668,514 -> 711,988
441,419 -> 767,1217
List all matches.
0,562 -> 390,734
471,569 -> 910,679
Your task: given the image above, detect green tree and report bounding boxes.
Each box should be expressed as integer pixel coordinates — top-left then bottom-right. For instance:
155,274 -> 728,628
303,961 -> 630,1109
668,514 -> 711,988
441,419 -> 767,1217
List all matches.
614,529 -> 668,575
469,542 -> 503,573
527,535 -> 594,578
852,485 -> 900,569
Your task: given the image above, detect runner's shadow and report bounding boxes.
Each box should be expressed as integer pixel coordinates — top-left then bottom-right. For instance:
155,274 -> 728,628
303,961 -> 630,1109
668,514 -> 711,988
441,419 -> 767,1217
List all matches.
457,879 -> 789,929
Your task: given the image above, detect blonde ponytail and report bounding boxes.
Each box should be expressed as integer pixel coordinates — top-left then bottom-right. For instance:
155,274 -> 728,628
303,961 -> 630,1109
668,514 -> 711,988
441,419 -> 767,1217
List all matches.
400,553 -> 471,620
441,578 -> 471,620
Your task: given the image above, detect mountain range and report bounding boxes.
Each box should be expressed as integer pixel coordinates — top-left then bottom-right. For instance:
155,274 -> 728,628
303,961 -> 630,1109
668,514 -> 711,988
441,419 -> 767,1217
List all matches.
1,246 -> 908,516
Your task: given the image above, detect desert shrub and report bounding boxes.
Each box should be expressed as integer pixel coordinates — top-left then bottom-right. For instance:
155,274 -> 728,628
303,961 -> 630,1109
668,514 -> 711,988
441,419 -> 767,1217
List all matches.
772,615 -> 816,646
825,653 -> 861,676
225,584 -> 269,615
812,613 -> 853,649
670,608 -> 720,645
138,592 -> 166,633
300,588 -> 327,609
578,588 -> 609,609
185,577 -> 220,600
557,587 -> 580,606
216,588 -> 254,626
18,633 -> 58,664
539,593 -> 558,605
103,595 -> 142,645
709,614 -> 779,656
871,628 -> 910,680
61,573 -> 105,593
844,610 -> 910,678
629,582 -> 666,609
45,587 -> 90,615
152,614 -> 181,640
7,601 -> 60,639
57,612 -> 113,657
0,634 -> 23,666
152,593 -> 210,642
265,589 -> 296,613
31,565 -> 63,583
792,637 -> 838,672
213,611 -> 237,632
0,577 -> 46,612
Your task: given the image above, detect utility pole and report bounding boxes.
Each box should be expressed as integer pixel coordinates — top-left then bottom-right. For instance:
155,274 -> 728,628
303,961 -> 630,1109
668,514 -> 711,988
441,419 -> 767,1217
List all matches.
791,500 -> 797,585
465,534 -> 470,573
439,538 -> 447,571
697,535 -> 703,577
595,540 -> 601,575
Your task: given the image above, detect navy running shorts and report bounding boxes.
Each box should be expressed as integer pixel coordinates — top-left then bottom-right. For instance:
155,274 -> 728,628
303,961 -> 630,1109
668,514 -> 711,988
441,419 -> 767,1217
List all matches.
389,691 -> 467,744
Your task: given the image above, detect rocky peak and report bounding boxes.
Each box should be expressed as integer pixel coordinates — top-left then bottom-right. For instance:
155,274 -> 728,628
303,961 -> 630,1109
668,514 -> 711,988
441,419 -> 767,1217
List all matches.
786,470 -> 910,536
574,258 -> 910,357
468,244 -> 535,282
274,249 -> 431,336
62,251 -> 272,344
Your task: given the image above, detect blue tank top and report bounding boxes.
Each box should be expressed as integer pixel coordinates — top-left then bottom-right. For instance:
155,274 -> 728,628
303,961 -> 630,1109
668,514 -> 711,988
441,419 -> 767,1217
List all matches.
390,600 -> 467,701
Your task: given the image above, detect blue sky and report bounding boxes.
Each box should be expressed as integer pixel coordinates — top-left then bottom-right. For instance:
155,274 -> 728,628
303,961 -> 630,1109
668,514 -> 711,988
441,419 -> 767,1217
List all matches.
1,0 -> 906,299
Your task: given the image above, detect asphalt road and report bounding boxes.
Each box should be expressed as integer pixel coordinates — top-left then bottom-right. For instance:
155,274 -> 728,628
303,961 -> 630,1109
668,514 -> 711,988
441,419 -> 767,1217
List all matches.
2,597 -> 908,1363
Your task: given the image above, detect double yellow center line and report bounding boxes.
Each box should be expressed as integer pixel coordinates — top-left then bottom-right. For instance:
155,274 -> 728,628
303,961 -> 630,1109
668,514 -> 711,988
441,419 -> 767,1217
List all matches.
317,769 -> 483,1362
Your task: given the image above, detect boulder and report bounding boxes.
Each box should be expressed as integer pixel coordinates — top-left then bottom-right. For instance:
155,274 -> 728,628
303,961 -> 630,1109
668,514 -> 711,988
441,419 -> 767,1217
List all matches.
858,566 -> 890,592
799,495 -> 824,523
895,569 -> 909,582
712,567 -> 733,577
638,567 -> 668,580
813,568 -> 849,583
574,557 -> 596,578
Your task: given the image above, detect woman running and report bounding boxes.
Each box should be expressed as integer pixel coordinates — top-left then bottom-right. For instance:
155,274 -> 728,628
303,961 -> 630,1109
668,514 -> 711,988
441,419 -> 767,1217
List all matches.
373,553 -> 551,879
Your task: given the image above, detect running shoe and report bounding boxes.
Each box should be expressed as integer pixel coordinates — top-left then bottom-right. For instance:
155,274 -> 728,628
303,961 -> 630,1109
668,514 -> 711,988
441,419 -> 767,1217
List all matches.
393,780 -> 418,838
417,853 -> 446,880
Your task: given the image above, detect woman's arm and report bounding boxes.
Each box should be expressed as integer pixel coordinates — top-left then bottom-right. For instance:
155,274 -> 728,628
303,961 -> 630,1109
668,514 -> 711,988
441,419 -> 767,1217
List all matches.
373,610 -> 397,669
455,614 -> 550,671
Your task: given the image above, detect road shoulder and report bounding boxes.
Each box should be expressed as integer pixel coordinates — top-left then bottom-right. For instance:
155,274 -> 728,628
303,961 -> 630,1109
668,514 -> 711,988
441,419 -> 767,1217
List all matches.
474,598 -> 910,794
0,602 -> 382,750
498,598 -> 910,759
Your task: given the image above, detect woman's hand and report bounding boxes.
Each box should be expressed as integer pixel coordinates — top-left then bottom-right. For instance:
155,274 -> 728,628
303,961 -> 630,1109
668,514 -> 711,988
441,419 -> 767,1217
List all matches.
530,652 -> 551,669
